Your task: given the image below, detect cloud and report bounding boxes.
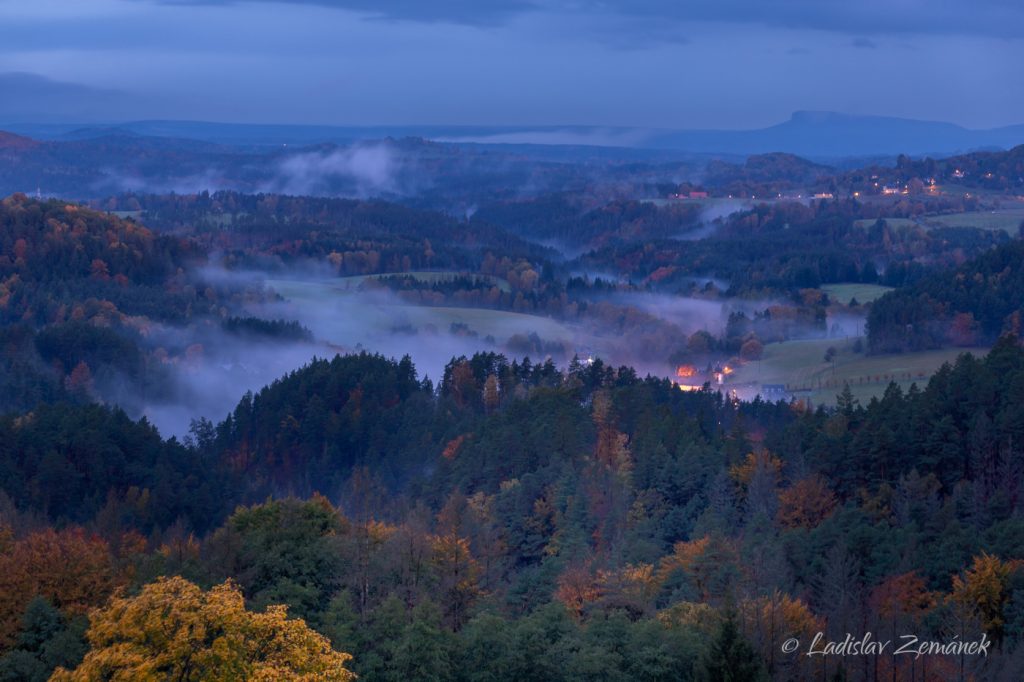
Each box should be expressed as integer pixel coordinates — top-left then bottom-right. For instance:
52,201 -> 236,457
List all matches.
0,72 -> 135,122
142,0 -> 1024,39
151,0 -> 535,25
4,1 -> 1021,130
851,37 -> 878,49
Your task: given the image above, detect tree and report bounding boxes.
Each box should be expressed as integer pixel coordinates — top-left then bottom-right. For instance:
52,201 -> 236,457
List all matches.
205,497 -> 346,622
430,532 -> 481,630
388,601 -> 455,682
776,476 -> 837,529
50,576 -> 355,681
0,528 -> 117,649
739,592 -> 820,679
687,331 -> 715,356
0,597 -> 86,682
89,259 -> 109,281
699,611 -> 765,681
948,553 -> 1022,646
811,543 -> 863,641
869,571 -> 934,676
448,361 -> 478,408
948,312 -> 979,347
740,339 -> 764,362
457,613 -> 514,682
482,374 -> 500,413
555,561 -> 600,619
63,361 -> 94,398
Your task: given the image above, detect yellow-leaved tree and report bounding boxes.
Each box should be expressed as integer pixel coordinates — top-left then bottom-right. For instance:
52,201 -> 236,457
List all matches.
50,576 -> 355,681
948,553 -> 1023,646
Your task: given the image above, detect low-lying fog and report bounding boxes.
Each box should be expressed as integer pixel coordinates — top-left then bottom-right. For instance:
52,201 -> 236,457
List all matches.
130,269 -> 864,438
137,273 -> 582,436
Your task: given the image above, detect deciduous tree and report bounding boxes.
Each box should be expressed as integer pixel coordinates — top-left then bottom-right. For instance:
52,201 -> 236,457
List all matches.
50,576 -> 355,681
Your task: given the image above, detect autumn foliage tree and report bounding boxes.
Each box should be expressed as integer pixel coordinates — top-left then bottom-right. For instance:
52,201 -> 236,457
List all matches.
948,553 -> 1022,646
0,527 -> 119,649
429,532 -> 481,630
739,591 -> 821,678
555,561 -> 600,619
740,338 -> 764,361
776,475 -> 838,529
50,576 -> 356,681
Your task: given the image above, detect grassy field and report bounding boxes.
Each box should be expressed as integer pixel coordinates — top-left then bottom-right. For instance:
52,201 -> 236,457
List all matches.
385,304 -> 573,339
335,271 -> 512,293
920,209 -> 1024,234
728,337 -> 988,405
266,278 -> 571,340
854,209 -> 1024,235
820,283 -> 894,305
852,217 -> 917,231
110,210 -> 144,220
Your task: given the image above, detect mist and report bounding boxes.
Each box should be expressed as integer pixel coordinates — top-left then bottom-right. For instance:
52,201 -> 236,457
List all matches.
267,142 -> 408,197
610,292 -> 731,336
827,311 -> 867,338
127,270 -> 544,437
676,199 -> 750,241
124,268 -> 720,436
114,259 -> 866,438
140,330 -> 326,438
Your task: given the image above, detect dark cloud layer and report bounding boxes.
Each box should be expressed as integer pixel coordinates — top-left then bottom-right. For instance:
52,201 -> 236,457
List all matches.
2,0 -> 1020,129
0,73 -> 136,122
157,0 -> 535,25
156,0 -> 1024,38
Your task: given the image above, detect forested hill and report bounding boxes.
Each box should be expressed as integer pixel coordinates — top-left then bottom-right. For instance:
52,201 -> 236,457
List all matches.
867,239 -> 1024,352
101,190 -> 556,270
0,195 -> 240,416
3,341 -> 1024,679
0,193 -> 202,325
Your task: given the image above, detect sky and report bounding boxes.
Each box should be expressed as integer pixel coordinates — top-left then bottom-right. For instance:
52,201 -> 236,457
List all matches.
0,0 -> 1022,129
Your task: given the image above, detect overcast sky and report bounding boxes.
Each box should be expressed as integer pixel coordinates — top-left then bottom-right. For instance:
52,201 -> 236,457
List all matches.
0,0 -> 1021,129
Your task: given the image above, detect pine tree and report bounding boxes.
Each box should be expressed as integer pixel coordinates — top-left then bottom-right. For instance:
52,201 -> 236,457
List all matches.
0,597 -> 86,682
699,611 -> 765,681
389,601 -> 455,682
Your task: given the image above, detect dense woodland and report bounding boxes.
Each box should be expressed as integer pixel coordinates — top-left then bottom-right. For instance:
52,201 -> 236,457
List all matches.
473,195 -> 706,248
2,139 -> 1024,681
575,199 -> 1007,295
868,241 -> 1024,353
3,344 -> 1024,680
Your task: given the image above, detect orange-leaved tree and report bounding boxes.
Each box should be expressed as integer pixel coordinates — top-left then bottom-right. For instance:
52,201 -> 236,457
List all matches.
776,475 -> 838,529
0,526 -> 119,648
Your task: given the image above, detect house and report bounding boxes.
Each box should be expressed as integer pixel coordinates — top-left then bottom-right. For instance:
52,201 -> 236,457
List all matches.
761,383 -> 789,400
669,187 -> 709,200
